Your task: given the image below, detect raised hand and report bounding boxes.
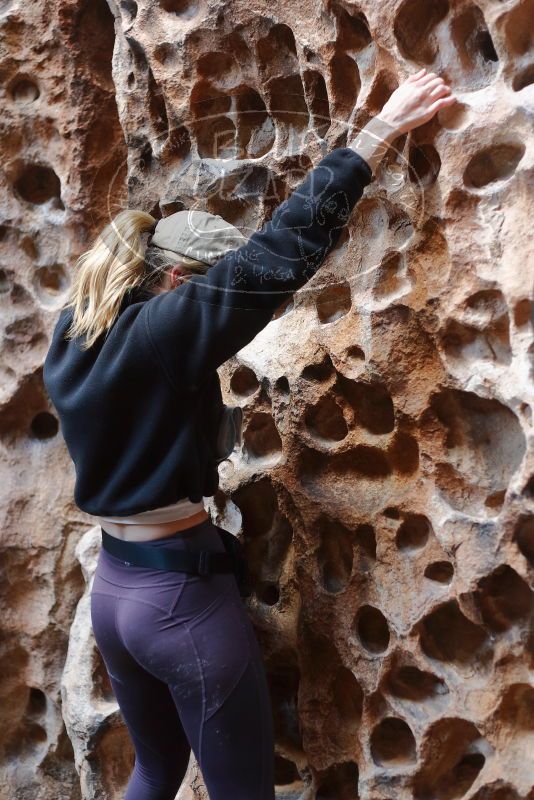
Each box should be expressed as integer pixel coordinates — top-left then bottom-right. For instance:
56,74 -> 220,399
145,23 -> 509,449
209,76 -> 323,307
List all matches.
377,68 -> 457,135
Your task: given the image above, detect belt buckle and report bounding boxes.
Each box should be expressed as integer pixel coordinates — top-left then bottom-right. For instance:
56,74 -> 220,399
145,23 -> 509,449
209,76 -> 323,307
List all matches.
198,551 -> 211,576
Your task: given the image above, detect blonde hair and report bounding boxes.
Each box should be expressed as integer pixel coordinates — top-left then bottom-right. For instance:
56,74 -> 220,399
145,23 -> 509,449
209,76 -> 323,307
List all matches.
63,209 -> 208,350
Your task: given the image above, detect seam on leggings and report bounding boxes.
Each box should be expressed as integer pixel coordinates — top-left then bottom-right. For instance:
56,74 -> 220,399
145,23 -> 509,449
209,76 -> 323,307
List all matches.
113,595 -> 160,680
95,570 -> 194,595
250,655 -> 267,800
185,582 -> 235,630
185,624 -> 206,768
202,594 -> 254,722
93,587 -> 177,617
167,580 -> 188,617
203,654 -> 252,723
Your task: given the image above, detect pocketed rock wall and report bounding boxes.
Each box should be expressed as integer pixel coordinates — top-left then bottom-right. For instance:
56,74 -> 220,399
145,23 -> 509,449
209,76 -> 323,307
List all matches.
1,0 -> 533,798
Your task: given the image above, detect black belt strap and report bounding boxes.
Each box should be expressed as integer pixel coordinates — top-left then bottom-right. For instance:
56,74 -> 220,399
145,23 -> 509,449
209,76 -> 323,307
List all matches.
101,528 -> 236,576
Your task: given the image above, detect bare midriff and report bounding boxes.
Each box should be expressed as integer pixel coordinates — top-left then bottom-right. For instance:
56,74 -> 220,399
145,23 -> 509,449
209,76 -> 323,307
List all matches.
98,508 -> 210,542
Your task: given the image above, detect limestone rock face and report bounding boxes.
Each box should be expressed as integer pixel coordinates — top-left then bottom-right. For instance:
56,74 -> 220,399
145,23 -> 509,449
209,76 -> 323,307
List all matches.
1,0 -> 533,798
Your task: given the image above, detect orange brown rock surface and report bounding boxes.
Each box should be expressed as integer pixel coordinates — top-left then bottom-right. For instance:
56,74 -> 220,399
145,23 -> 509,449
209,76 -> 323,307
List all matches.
1,1 -> 533,798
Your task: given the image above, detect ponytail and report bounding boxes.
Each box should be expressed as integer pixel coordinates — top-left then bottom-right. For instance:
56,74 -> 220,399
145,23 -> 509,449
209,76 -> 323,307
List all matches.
63,210 -> 156,350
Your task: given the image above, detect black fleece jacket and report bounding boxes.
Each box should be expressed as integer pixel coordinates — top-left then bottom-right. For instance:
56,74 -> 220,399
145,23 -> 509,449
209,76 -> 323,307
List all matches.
43,147 -> 373,516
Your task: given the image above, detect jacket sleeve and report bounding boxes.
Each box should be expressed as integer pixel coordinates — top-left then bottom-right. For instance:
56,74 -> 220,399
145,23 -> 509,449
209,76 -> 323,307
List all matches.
144,146 -> 373,390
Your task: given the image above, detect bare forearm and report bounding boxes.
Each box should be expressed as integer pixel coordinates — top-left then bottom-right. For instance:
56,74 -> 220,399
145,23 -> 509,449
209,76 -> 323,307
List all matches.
347,116 -> 400,176
348,68 -> 457,175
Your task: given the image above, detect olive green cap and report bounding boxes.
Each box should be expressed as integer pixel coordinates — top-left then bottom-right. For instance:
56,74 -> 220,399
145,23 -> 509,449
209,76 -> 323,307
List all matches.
151,209 -> 248,266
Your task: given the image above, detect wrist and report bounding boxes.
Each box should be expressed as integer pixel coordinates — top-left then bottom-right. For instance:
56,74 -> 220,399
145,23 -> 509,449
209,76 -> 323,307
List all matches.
372,114 -> 402,141
347,116 -> 400,175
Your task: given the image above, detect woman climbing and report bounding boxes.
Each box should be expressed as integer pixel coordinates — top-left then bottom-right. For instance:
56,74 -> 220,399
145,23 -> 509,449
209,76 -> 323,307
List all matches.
43,68 -> 456,800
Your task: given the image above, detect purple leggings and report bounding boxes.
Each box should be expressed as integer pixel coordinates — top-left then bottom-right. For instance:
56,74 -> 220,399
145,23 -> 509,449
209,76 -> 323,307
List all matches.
90,517 -> 275,800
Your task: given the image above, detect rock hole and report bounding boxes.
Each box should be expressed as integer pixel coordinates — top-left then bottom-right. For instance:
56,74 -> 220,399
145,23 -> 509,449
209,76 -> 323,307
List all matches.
274,754 -> 300,785
92,650 -> 116,703
424,561 -> 454,583
474,564 -> 533,632
395,514 -> 431,551
336,375 -> 395,434
519,402 -> 531,424
438,101 -> 469,130
316,761 -> 359,800
332,666 -> 363,727
298,444 -> 392,486
428,389 -> 525,514
446,288 -> 512,361
197,50 -> 236,80
513,63 -> 534,91
243,412 -> 282,460
302,69 -> 330,138
190,81 -> 232,155
450,5 -> 499,88
258,582 -> 280,605
329,53 -> 361,121
493,683 -> 534,731
33,265 -> 69,306
366,70 -> 399,116
387,203 -> 415,246
355,605 -> 390,653
383,506 -> 401,519
267,658 -> 302,752
147,67 -> 168,138
271,295 -> 294,320
388,431 -> 420,475
230,365 -> 259,397
30,412 -> 58,440
235,87 -> 273,158
503,0 -> 534,56
153,44 -> 175,66
0,268 -> 10,293
159,0 -> 198,18
393,0 -> 450,63
485,489 -> 506,509
419,600 -> 490,665
315,281 -> 352,324
354,523 -> 376,561
408,143 -> 441,188
387,665 -> 449,701
275,376 -> 290,395
513,298 -> 532,327
317,517 -> 354,592
514,516 -> 534,566
370,717 -> 417,766
476,29 -> 499,63
138,142 -> 153,171
4,712 -> 47,759
374,250 -> 406,298
465,287 -> 509,315
257,23 -> 298,76
206,172 -> 257,228
78,0 -> 116,92
266,74 -> 308,132
8,76 -> 40,104
26,687 -> 46,717
463,142 -> 525,189
160,200 -> 185,217
304,396 -> 348,443
334,6 -> 372,51
120,0 -> 138,20
14,164 -> 62,206
345,344 -> 365,361
301,354 -> 335,382
413,718 -> 487,800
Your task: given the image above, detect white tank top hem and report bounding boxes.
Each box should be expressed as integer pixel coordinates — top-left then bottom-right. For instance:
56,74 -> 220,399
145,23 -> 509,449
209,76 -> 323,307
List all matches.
96,496 -> 207,526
